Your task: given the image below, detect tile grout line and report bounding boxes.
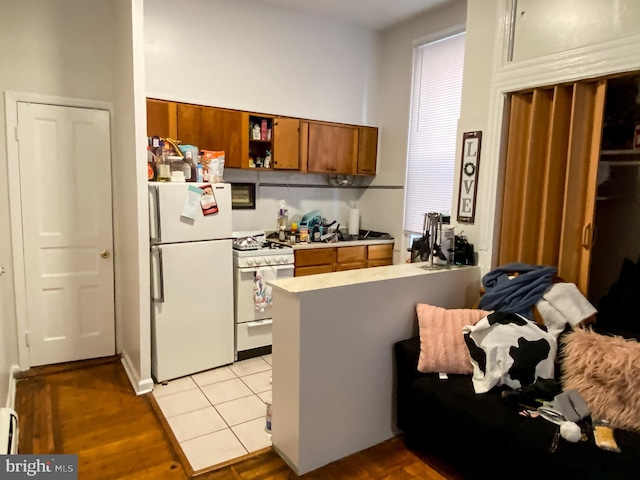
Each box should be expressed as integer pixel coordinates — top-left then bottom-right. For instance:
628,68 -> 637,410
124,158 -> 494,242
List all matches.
161,362 -> 271,469
177,424 -> 230,444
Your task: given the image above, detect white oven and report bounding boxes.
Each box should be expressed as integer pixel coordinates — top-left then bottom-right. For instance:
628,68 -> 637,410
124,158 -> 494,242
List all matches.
233,232 -> 294,360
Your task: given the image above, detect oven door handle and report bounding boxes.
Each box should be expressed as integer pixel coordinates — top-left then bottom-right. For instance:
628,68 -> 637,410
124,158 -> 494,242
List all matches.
239,265 -> 294,273
246,319 -> 273,328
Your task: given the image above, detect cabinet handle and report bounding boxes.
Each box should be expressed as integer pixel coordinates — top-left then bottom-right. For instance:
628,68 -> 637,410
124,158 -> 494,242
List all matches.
582,223 -> 593,250
327,167 -> 336,172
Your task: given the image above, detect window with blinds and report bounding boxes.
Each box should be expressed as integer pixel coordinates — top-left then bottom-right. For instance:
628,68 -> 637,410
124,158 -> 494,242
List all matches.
403,32 -> 466,234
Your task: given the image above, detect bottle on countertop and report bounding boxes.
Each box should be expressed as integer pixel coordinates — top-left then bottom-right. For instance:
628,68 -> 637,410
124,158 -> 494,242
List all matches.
312,225 -> 320,242
156,140 -> 171,182
299,223 -> 309,243
277,208 -> 288,231
196,163 -> 204,183
183,151 -> 197,182
278,225 -> 286,242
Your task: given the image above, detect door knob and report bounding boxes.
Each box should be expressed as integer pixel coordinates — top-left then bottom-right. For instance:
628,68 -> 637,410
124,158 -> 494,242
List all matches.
100,250 -> 110,259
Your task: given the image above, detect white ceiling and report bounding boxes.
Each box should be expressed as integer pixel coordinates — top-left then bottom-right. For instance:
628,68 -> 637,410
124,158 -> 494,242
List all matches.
249,0 -> 454,31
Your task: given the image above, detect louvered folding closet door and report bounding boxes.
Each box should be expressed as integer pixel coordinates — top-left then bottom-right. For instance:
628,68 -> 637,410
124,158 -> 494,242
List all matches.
498,81 -> 606,294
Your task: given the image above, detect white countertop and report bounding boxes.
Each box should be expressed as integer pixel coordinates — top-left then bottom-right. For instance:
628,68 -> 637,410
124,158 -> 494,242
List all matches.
269,238 -> 394,250
269,263 -> 476,294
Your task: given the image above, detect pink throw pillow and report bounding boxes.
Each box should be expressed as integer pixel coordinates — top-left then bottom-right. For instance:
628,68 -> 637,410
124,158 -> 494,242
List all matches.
417,304 -> 491,374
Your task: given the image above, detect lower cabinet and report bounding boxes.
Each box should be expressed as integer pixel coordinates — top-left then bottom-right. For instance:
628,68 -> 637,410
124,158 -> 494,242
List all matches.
294,243 -> 393,277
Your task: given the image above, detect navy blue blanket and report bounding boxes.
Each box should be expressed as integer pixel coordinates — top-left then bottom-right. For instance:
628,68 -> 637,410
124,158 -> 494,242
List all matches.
478,263 -> 557,319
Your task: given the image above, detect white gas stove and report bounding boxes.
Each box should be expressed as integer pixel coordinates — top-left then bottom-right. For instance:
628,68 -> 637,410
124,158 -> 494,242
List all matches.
232,231 -> 294,268
232,231 -> 295,360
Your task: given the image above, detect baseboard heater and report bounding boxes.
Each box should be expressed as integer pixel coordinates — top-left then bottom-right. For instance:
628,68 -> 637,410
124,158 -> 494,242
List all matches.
0,408 -> 19,454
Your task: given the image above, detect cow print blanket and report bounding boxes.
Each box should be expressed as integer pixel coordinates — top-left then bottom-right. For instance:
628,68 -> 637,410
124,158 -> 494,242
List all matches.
463,312 -> 557,394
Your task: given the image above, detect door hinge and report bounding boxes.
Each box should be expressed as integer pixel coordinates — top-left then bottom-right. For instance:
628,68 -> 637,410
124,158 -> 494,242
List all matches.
14,126 -> 19,142
25,330 -> 30,348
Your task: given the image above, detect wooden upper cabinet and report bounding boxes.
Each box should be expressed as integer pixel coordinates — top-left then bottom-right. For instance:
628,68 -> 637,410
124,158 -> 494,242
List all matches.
357,127 -> 378,175
272,117 -> 300,170
305,122 -> 358,174
146,99 -> 177,139
177,103 -> 247,169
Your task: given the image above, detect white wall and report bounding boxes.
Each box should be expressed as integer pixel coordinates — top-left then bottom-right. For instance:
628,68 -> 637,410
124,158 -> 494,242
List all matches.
144,0 -> 379,124
0,0 -> 116,401
113,0 -> 153,394
357,1 -> 468,263
144,0 -> 380,235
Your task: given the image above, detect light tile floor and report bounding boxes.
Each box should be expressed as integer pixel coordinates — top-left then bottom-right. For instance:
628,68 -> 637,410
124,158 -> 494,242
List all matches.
153,355 -> 272,472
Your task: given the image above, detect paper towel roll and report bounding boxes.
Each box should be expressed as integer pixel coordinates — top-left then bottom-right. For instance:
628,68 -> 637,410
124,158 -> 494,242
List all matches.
348,208 -> 360,235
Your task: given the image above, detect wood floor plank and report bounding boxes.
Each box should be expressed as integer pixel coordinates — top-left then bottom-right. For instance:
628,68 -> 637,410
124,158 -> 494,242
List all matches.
15,359 -> 461,479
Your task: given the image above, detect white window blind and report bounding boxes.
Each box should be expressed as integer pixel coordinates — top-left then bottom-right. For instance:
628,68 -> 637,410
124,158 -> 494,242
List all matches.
404,32 -> 465,234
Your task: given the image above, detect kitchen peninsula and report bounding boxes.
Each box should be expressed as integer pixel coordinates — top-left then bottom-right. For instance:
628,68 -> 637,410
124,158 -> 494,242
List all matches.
268,263 -> 481,475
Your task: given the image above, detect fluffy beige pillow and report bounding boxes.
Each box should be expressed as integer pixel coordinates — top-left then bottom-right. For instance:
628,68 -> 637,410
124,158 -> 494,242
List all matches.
561,328 -> 640,433
416,304 -> 491,374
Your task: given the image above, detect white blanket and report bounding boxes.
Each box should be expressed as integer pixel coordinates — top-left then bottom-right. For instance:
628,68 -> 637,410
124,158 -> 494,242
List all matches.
536,283 -> 597,338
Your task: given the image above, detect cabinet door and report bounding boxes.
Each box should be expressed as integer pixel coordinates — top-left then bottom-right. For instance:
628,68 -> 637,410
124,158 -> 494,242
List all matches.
177,104 -> 247,169
273,117 -> 300,170
295,265 -> 334,277
367,258 -> 393,268
294,248 -> 336,268
357,127 -> 378,175
306,122 -> 358,174
335,261 -> 366,271
337,246 -> 366,263
147,99 -> 177,139
367,244 -> 393,260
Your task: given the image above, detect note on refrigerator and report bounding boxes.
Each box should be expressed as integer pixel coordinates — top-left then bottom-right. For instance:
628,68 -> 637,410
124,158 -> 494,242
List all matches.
181,185 -> 203,220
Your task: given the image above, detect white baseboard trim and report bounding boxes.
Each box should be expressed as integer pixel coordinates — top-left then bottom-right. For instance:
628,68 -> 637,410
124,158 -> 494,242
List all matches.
5,365 -> 20,410
121,352 -> 153,395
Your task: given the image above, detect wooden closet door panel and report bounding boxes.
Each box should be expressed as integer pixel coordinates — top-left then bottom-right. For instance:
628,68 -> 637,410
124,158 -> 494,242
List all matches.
558,81 -> 606,293
536,86 -> 573,265
499,93 -> 533,265
518,89 -> 553,262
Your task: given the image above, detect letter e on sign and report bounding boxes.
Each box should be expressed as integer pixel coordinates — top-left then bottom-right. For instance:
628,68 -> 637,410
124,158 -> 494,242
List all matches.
457,131 -> 482,224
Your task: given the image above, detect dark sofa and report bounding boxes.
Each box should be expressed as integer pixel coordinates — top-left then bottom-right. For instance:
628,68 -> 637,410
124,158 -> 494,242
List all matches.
395,336 -> 640,480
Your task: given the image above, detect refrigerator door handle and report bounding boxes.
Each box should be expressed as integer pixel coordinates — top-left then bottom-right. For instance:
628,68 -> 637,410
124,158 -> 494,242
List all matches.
152,246 -> 165,303
150,185 -> 162,243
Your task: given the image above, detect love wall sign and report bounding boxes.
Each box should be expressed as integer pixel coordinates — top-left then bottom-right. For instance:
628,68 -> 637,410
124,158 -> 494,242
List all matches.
457,131 -> 482,224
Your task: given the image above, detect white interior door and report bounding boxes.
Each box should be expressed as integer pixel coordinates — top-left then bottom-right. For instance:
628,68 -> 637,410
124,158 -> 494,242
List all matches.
17,102 -> 115,367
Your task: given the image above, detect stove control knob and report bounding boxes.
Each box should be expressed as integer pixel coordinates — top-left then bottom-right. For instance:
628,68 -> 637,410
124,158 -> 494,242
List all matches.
264,257 -> 273,264
254,258 -> 262,266
246,259 -> 254,266
275,257 -> 282,264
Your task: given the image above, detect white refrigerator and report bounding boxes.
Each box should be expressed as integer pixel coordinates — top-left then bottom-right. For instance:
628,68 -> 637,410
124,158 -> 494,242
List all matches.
149,182 -> 234,382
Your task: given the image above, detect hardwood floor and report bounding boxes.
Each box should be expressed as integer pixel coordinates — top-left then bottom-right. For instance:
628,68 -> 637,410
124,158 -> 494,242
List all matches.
15,358 -> 461,479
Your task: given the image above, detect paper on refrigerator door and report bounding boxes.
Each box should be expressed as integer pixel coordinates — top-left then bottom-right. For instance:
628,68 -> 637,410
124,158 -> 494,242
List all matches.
200,184 -> 219,216
181,185 -> 204,220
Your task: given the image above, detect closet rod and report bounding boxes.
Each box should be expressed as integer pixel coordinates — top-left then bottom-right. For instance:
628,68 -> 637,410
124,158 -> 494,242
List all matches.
601,160 -> 640,167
